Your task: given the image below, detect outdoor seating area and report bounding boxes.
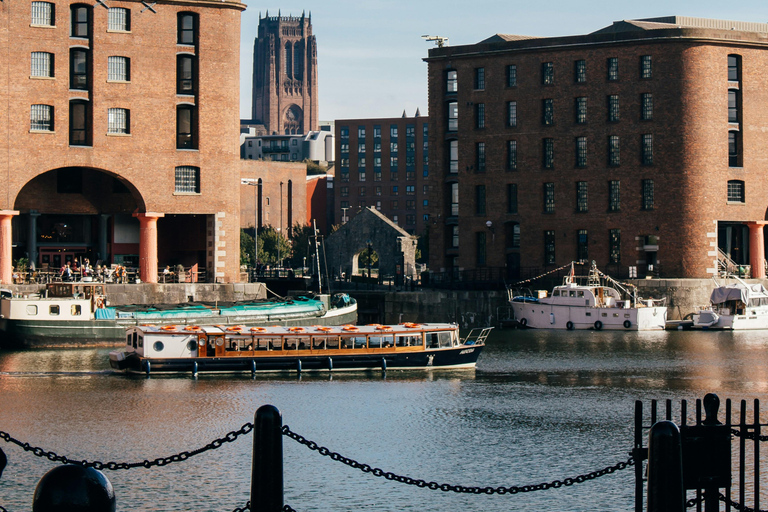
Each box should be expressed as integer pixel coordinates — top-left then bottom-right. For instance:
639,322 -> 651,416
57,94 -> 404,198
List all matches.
10,265 -> 206,285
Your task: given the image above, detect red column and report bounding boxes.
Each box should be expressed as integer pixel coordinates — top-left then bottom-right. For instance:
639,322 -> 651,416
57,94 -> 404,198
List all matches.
133,212 -> 164,284
0,211 -> 19,285
747,221 -> 767,279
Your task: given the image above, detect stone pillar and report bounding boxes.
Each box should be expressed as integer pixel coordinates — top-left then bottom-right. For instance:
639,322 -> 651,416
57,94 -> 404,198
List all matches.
99,214 -> 110,264
747,221 -> 767,279
133,212 -> 164,284
28,211 -> 40,268
0,211 -> 19,285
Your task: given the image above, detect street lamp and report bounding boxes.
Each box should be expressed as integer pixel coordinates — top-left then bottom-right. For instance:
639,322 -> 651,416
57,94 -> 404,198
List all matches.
279,181 -> 283,269
240,179 -> 259,279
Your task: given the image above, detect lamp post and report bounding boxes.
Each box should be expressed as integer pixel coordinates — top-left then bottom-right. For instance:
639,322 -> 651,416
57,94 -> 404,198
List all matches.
240,179 -> 259,280
279,181 -> 283,269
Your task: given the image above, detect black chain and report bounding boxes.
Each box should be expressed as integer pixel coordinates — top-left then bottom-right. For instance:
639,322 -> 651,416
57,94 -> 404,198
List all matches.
731,428 -> 768,442
231,502 -> 296,512
0,422 -> 254,470
687,492 -> 768,512
281,425 -> 634,495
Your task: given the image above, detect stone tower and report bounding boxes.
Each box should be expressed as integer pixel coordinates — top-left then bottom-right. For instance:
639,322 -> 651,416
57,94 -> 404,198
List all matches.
251,11 -> 318,135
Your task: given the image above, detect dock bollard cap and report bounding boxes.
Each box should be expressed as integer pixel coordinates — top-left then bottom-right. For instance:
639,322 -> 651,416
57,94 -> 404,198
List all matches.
32,465 -> 116,512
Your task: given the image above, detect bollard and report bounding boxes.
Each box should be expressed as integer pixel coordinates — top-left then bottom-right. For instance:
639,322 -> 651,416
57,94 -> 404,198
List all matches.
32,465 -> 115,512
647,420 -> 685,512
251,405 -> 283,512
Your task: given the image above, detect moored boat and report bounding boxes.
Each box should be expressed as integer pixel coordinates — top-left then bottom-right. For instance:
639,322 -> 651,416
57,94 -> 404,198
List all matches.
0,283 -> 357,348
109,323 -> 492,374
691,276 -> 768,329
510,262 -> 667,330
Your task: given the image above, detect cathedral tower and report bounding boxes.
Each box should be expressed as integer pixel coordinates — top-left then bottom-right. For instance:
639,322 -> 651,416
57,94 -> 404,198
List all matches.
251,11 -> 318,135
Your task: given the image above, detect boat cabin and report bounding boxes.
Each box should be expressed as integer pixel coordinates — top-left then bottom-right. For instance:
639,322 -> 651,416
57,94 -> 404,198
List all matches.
544,283 -> 625,308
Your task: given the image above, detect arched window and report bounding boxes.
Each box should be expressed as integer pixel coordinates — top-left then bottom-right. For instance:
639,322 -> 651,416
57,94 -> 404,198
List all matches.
177,12 -> 197,45
293,41 -> 303,79
284,42 -> 293,78
69,99 -> 91,146
70,4 -> 90,38
176,104 -> 197,149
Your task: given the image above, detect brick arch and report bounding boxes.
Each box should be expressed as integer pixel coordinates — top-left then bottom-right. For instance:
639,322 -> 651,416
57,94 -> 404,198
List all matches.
13,166 -> 146,214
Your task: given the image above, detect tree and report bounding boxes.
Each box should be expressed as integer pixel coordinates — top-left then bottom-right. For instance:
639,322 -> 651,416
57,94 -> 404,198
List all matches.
258,226 -> 291,266
240,229 -> 255,266
289,224 -> 315,268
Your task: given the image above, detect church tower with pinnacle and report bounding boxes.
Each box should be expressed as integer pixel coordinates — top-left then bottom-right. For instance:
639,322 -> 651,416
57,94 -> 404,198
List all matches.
251,11 -> 318,135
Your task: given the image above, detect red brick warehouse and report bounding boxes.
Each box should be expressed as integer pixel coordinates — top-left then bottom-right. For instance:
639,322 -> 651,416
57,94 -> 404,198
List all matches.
0,0 -> 245,283
425,16 -> 768,280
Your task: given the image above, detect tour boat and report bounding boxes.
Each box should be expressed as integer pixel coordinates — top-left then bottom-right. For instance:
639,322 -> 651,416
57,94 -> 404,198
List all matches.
691,277 -> 768,329
510,263 -> 667,330
0,283 -> 357,348
108,323 -> 492,374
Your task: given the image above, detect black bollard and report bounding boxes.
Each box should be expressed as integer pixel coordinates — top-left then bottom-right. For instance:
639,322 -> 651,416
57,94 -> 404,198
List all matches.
251,405 -> 283,512
32,465 -> 115,512
647,420 -> 685,512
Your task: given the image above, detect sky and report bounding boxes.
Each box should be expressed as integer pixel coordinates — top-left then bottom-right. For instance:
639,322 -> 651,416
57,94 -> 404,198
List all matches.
239,1 -> 768,122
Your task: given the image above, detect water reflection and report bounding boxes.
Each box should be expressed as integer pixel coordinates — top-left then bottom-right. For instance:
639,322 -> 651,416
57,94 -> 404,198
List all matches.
2,329 -> 768,511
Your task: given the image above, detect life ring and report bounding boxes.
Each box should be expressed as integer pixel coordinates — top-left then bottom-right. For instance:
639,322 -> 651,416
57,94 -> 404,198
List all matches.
519,318 -> 527,327
566,321 -> 574,330
250,326 -> 266,333
342,325 -> 358,331
623,320 -> 632,329
317,326 -> 333,332
403,322 -> 420,328
185,326 -> 202,332
289,327 -> 305,333
227,326 -> 244,332
376,325 -> 392,331
95,296 -> 105,309
161,325 -> 177,331
594,320 -> 603,330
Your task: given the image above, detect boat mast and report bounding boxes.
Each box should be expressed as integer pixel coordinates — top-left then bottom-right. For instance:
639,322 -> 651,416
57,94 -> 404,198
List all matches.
313,219 -> 322,294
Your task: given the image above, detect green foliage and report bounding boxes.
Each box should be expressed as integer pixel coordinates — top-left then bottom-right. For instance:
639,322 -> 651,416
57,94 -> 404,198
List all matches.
289,224 -> 315,268
305,160 -> 328,176
258,226 -> 291,266
359,245 -> 378,269
14,257 -> 29,272
240,229 -> 255,266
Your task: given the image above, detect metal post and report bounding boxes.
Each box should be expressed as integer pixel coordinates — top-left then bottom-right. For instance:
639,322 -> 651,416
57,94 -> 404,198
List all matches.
251,404 -> 283,512
647,420 -> 685,512
278,182 -> 283,268
254,182 -> 258,276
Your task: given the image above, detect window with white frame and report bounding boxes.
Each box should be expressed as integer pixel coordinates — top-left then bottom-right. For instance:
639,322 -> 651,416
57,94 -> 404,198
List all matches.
107,56 -> 129,81
175,166 -> 200,193
107,7 -> 129,31
30,104 -> 53,131
31,52 -> 54,77
107,108 -> 129,134
31,2 -> 54,26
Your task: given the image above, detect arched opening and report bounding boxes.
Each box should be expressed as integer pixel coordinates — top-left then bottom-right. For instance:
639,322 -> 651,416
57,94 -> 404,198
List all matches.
284,42 -> 293,79
353,244 -> 379,279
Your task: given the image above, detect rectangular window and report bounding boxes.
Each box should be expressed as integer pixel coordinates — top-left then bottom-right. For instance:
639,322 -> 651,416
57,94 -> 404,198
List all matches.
542,98 -> 554,125
544,230 -> 556,265
608,95 -> 620,122
609,229 -> 621,263
541,62 -> 554,85
340,127 -> 349,139
447,101 -> 458,131
30,104 -> 53,131
507,140 -> 517,171
107,108 -> 129,134
476,142 -> 486,172
574,59 -> 586,83
476,185 -> 486,215
728,55 -> 741,82
727,180 -> 745,203
641,55 -> 652,79
177,55 -> 196,94
507,64 -> 517,87
406,185 -> 415,195
178,12 -> 197,45
577,230 -> 589,261
390,125 -> 398,138
542,138 -> 554,169
70,49 -> 89,90
728,89 -> 740,123
476,103 -> 485,129
476,232 -> 487,266
449,140 -> 458,173
359,187 -> 366,196
177,105 -> 197,149
390,200 -> 398,209
609,180 -> 620,212
390,141 -> 397,153
31,2 -> 55,26
507,101 -> 517,127
358,142 -> 366,153
107,7 -> 129,31
31,52 -> 54,78
373,125 -> 381,138
642,179 -> 654,210
507,183 -> 518,214
175,166 -> 200,193
340,186 -> 349,197
450,182 -> 459,216
575,97 -> 587,124
107,56 -> 129,82
358,126 -> 365,139
729,131 -> 742,167
544,182 -> 555,213
446,70 -> 457,92
607,57 -> 619,81
474,67 -> 485,90
392,186 -> 398,196
576,181 -> 588,212
575,137 -> 587,168
608,136 -> 620,166
641,93 -> 653,120
451,225 -> 459,248
69,100 -> 89,145
642,134 -> 653,165
71,5 -> 90,38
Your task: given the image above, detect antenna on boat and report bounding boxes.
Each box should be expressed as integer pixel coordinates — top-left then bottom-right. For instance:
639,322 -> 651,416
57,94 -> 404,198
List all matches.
312,219 -> 322,294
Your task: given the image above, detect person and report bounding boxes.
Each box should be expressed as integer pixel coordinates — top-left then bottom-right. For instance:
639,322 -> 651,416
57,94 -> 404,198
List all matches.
163,266 -> 170,283
61,263 -> 72,282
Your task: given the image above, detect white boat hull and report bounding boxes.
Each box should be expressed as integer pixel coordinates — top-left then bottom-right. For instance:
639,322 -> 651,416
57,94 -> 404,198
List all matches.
511,302 -> 667,330
692,309 -> 768,330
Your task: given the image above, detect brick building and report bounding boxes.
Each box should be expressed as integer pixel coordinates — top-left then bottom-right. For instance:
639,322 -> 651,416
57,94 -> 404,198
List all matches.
0,0 -> 245,283
425,17 -> 768,280
334,114 -> 429,237
250,12 -> 318,135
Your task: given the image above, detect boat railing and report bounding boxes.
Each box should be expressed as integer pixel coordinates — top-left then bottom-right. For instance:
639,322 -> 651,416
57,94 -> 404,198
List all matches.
461,327 -> 493,346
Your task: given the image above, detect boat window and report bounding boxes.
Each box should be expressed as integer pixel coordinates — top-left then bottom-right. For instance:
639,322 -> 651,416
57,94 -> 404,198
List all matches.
325,336 -> 340,349
368,335 -> 393,348
578,291 -> 584,297
132,332 -> 137,348
26,305 -> 38,315
311,336 -> 327,350
138,335 -> 143,348
552,290 -> 560,296
341,335 -> 365,349
398,334 -> 421,347
71,304 -> 82,316
49,305 -> 60,316
153,341 -> 164,352
569,291 -> 576,297
187,340 -> 197,352
257,337 -> 279,351
125,333 -> 131,347
295,336 -> 310,350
